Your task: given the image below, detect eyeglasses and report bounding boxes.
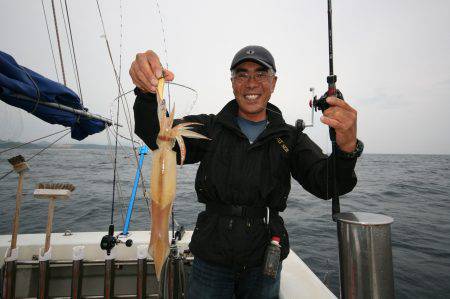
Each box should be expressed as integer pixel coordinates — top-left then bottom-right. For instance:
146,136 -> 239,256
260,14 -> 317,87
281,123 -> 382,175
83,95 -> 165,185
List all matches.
232,71 -> 274,83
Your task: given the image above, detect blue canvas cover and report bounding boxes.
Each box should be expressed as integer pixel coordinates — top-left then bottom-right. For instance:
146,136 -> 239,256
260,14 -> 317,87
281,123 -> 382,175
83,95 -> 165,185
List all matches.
0,51 -> 108,140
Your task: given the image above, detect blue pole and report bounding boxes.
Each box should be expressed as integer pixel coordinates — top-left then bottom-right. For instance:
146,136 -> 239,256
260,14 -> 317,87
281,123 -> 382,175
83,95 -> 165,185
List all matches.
122,145 -> 149,235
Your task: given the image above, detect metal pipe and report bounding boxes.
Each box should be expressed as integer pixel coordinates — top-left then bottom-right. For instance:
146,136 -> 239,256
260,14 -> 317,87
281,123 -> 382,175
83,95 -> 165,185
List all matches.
137,258 -> 147,298
104,259 -> 115,299
336,212 -> 395,299
37,260 -> 50,299
71,260 -> 83,299
136,245 -> 148,299
71,246 -> 85,299
160,243 -> 186,299
2,90 -> 114,125
2,260 -> 16,299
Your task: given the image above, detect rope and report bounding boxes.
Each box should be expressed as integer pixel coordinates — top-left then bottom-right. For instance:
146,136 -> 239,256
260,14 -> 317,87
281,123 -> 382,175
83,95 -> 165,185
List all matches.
50,0 -> 67,86
23,66 -> 42,115
41,0 -> 60,82
59,0 -> 76,92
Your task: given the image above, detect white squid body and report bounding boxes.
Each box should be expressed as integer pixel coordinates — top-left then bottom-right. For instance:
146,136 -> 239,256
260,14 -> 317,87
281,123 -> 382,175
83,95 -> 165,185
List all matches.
149,78 -> 208,281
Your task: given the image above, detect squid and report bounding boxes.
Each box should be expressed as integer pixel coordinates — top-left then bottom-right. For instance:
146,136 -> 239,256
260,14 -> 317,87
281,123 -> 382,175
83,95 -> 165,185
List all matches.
149,77 -> 209,280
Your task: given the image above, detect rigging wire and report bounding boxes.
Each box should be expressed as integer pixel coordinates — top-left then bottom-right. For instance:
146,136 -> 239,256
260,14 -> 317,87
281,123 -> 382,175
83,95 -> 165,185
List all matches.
0,130 -> 70,181
41,0 -> 61,83
50,0 -> 67,86
0,128 -> 70,155
61,0 -> 84,103
58,0 -> 77,94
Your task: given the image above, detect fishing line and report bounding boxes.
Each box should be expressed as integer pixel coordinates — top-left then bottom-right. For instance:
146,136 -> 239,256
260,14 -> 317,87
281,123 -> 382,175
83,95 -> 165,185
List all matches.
154,0 -> 172,109
96,0 -> 143,178
96,0 -> 145,208
118,0 -> 123,83
107,89 -> 150,203
110,94 -> 120,225
105,125 -> 127,225
41,0 -> 60,83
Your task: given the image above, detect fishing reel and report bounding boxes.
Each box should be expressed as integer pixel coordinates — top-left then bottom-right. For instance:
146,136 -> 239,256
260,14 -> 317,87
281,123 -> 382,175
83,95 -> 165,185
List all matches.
100,224 -> 133,255
310,89 -> 344,112
295,87 -> 319,132
100,225 -> 117,255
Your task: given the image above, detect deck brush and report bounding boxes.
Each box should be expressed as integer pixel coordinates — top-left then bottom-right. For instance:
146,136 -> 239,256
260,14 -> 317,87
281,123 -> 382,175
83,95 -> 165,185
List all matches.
7,154 -> 29,253
7,155 -> 25,166
36,183 -> 75,192
34,182 -> 75,253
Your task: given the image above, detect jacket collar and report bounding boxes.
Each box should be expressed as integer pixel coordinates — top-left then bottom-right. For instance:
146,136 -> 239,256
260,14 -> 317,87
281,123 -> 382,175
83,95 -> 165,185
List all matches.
216,99 -> 290,139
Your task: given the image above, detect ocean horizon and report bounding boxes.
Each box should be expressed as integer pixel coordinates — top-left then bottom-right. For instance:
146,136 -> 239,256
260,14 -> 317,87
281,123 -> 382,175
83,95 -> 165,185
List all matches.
1,149 -> 449,298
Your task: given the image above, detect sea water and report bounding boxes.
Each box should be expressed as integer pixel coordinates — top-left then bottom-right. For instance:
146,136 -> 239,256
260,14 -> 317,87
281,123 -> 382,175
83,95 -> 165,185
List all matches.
0,149 -> 449,298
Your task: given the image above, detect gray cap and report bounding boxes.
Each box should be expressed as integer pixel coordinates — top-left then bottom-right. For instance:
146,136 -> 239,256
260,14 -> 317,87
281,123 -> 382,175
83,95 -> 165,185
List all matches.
230,45 -> 276,72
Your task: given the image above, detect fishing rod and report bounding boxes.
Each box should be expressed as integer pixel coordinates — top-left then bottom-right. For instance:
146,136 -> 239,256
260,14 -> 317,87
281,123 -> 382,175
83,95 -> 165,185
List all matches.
311,0 -> 342,219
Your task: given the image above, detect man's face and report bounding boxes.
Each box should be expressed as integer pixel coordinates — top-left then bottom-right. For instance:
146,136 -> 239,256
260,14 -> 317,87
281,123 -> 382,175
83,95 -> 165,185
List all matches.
231,61 -> 277,121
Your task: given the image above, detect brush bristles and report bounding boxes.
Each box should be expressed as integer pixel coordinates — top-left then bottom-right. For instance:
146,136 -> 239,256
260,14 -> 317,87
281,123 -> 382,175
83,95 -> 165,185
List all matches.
37,183 -> 75,192
8,155 -> 25,166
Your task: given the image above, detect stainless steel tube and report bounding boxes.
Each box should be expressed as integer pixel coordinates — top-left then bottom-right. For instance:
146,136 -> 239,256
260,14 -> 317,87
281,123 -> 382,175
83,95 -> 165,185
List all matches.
336,212 -> 395,299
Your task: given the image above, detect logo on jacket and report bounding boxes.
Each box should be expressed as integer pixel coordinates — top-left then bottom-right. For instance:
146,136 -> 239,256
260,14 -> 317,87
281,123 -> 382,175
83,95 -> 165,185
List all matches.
276,137 -> 289,153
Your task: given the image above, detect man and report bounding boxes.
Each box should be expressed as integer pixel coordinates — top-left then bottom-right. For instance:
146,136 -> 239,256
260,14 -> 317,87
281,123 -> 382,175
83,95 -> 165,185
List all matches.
130,45 -> 362,298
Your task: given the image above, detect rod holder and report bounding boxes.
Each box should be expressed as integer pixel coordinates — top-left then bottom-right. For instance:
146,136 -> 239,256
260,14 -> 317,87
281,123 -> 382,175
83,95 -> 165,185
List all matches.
2,260 -> 17,299
71,246 -> 85,299
104,250 -> 116,299
137,245 -> 148,298
37,247 -> 52,299
37,261 -> 50,299
160,243 -> 186,299
336,212 -> 395,299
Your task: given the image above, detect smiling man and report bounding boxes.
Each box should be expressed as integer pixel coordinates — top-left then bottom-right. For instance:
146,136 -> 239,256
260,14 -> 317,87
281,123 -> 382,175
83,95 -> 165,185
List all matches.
131,45 -> 362,298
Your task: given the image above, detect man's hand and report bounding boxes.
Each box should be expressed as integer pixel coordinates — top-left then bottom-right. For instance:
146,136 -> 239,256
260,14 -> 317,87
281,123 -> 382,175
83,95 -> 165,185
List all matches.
129,50 -> 174,93
320,97 -> 357,153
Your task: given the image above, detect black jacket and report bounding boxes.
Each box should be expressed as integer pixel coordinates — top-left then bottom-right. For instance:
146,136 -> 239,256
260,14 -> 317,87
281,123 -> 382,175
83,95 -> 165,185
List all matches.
134,90 -> 358,270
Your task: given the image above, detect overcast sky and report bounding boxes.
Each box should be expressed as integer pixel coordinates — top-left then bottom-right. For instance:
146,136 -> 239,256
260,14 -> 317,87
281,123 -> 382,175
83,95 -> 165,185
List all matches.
1,0 -> 449,154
